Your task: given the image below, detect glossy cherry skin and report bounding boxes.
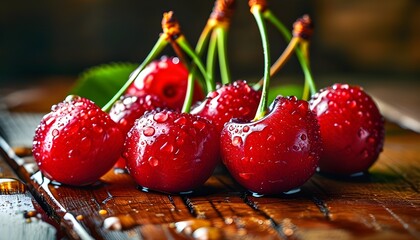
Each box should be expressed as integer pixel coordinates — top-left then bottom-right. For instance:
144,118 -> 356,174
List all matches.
126,56 -> 205,111
123,109 -> 219,193
32,96 -> 124,186
220,96 -> 322,195
191,80 -> 261,134
309,83 -> 385,175
109,94 -> 167,169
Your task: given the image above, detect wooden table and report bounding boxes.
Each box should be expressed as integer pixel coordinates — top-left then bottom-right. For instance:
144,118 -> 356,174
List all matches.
1,79 -> 420,239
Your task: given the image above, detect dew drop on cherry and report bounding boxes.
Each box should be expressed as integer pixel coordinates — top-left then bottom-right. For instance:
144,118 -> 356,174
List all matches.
52,129 -> 59,137
160,142 -> 174,153
239,172 -> 252,180
232,136 -> 243,147
93,125 -> 103,134
153,112 -> 169,123
174,116 -> 187,125
193,121 -> 206,131
267,135 -> 276,142
143,127 -> 155,137
148,156 -> 159,167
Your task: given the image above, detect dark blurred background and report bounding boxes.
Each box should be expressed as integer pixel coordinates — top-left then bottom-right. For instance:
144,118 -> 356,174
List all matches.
0,0 -> 419,86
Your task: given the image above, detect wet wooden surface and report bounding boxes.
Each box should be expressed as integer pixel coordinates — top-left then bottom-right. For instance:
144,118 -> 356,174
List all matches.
1,79 -> 420,239
1,122 -> 419,239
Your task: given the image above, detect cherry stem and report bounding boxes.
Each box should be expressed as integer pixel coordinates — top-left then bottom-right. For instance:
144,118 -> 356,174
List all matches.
216,25 -> 231,85
207,30 -> 218,88
251,5 -> 271,121
263,10 -> 292,40
258,12 -> 317,100
300,40 -> 311,100
176,36 -> 214,93
181,70 -> 196,113
296,42 -> 315,100
102,35 -> 168,112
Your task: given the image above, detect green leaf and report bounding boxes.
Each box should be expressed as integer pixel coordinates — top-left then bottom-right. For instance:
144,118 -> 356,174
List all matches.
267,84 -> 303,104
70,62 -> 138,108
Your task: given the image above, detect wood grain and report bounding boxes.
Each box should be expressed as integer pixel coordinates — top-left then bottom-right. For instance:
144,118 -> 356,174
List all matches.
1,123 -> 420,239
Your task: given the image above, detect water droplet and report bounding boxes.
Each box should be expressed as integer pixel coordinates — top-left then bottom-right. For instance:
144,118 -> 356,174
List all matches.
239,172 -> 252,180
153,112 -> 168,123
143,126 -> 155,136
239,106 -> 250,115
52,129 -> 59,137
283,188 -> 301,195
99,209 -> 108,215
250,191 -> 264,198
160,142 -> 174,153
68,149 -> 80,159
80,137 -> 91,154
0,178 -> 26,194
148,156 -> 159,167
193,121 -> 206,131
103,217 -> 122,230
93,125 -> 103,134
192,227 -> 222,240
176,135 -> 185,146
243,126 -> 250,132
358,128 -> 369,139
241,157 -> 250,162
300,134 -> 307,140
267,135 -> 276,142
174,116 -> 187,125
232,136 -> 243,146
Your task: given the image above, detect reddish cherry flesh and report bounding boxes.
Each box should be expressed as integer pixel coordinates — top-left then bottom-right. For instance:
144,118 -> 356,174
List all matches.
126,56 -> 204,111
32,96 -> 124,186
192,80 -> 261,133
220,96 -> 322,195
309,83 -> 385,175
123,109 -> 219,193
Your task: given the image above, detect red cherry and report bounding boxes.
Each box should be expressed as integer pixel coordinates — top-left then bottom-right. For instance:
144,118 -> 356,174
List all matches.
126,56 -> 205,111
123,109 -> 219,193
191,80 -> 261,133
309,83 -> 385,175
109,94 -> 167,169
32,95 -> 124,186
220,96 -> 322,195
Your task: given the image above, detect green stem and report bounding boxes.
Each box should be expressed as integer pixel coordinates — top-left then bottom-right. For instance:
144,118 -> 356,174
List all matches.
253,37 -> 299,90
300,41 -> 311,99
192,24 -> 214,94
263,10 -> 292,41
295,43 -> 316,100
206,30 -> 218,88
216,26 -> 231,85
181,24 -> 216,113
263,10 -> 317,99
196,24 -> 213,54
252,8 -> 271,121
176,35 -> 215,92
181,71 -> 195,113
102,35 -> 168,112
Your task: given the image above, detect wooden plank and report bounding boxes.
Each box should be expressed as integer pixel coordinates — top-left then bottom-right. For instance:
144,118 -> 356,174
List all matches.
2,120 -> 420,239
0,147 -> 58,240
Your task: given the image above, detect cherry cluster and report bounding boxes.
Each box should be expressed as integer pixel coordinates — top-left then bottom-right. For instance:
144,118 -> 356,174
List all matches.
32,0 -> 384,195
